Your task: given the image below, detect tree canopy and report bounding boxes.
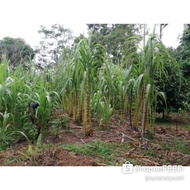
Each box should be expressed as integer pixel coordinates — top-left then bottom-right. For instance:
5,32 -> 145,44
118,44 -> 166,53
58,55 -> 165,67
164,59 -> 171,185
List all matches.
0,37 -> 34,69
175,27 -> 190,77
156,26 -> 190,116
87,24 -> 144,63
35,24 -> 73,68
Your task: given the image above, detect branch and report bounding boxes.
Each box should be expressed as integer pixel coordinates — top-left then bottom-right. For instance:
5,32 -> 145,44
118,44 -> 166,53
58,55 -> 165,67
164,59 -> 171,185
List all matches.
119,132 -> 134,142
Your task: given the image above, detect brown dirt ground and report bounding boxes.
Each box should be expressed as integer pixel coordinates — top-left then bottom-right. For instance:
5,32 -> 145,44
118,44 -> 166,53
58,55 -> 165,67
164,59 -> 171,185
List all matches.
0,114 -> 190,166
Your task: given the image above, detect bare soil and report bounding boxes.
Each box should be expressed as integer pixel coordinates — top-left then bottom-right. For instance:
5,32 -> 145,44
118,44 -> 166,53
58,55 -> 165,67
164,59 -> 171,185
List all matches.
0,114 -> 190,166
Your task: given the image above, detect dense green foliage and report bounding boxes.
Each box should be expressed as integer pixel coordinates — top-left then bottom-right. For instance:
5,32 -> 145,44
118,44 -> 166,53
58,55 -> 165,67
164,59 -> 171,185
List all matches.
0,37 -> 34,69
0,24 -> 190,151
0,56 -> 61,150
87,24 -> 143,63
176,27 -> 190,77
156,27 -> 190,116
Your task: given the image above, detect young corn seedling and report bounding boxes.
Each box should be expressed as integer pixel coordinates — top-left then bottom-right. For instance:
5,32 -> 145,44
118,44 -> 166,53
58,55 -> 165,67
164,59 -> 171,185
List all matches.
101,97 -> 113,127
19,134 -> 42,166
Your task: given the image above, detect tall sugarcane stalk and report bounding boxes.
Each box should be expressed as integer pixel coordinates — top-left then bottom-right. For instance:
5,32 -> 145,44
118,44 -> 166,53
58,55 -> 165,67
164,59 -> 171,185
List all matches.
83,71 -> 92,135
78,39 -> 94,136
140,25 -> 170,137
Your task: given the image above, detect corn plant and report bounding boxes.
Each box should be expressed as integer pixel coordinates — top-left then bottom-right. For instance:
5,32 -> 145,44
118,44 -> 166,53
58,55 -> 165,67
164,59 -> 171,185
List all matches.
51,119 -> 62,138
33,85 -> 51,138
19,134 -> 42,166
0,110 -> 13,147
0,55 -> 9,112
98,61 -> 120,108
91,90 -> 104,124
101,97 -> 113,126
118,65 -> 133,119
91,91 -> 113,127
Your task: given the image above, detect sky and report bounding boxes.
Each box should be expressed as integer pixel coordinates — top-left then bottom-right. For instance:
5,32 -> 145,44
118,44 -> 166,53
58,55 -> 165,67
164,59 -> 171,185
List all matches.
154,24 -> 184,47
0,0 -> 188,49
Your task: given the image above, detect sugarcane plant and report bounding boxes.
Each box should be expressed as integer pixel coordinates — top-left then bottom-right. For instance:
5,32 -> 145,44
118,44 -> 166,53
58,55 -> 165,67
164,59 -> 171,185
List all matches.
78,39 -> 94,136
78,39 -> 106,135
134,25 -> 173,137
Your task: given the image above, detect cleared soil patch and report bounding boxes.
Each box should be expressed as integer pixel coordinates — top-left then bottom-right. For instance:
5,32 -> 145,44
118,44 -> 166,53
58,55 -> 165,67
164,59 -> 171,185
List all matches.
0,115 -> 190,166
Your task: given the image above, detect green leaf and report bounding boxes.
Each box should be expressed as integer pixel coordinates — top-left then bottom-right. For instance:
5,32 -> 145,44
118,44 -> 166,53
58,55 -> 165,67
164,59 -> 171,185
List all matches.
19,151 -> 30,159
36,134 -> 42,150
28,145 -> 33,154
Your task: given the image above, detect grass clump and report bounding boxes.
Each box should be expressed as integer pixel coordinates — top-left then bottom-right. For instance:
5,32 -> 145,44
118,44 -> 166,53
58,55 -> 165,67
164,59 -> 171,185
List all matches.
62,140 -> 130,165
173,140 -> 190,154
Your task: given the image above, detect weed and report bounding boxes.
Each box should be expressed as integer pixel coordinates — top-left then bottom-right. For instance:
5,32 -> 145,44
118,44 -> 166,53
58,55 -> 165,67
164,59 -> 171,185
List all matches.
62,140 -> 130,165
161,143 -> 171,151
19,134 -> 42,166
51,119 -> 62,138
173,140 -> 190,154
5,156 -> 25,165
145,149 -> 156,157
